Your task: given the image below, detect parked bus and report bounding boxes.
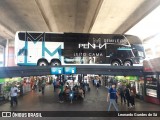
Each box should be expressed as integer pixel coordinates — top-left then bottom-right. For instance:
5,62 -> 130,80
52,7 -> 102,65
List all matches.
15,31 -> 145,66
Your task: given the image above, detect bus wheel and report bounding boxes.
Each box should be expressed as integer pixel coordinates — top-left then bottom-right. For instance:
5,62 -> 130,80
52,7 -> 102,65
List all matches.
37,60 -> 48,66
50,60 -> 61,66
111,61 -> 120,66
124,61 -> 132,66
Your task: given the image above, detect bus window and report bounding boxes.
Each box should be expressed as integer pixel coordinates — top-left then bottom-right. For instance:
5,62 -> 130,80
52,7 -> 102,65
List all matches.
18,33 -> 25,40
117,50 -> 134,58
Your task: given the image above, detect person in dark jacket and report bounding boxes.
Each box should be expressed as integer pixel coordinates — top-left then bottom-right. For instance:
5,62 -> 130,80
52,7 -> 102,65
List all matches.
130,89 -> 135,107
125,85 -> 131,108
53,79 -> 57,92
120,85 -> 126,104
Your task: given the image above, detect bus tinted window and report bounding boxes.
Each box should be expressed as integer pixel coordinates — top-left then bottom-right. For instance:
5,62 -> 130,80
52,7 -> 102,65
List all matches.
18,33 -> 25,40
117,50 -> 134,58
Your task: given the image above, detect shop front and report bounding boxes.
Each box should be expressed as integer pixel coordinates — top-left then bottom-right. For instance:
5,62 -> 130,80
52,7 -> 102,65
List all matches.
0,77 -> 30,101
115,76 -> 144,99
144,73 -> 160,104
0,78 -> 5,101
143,57 -> 160,104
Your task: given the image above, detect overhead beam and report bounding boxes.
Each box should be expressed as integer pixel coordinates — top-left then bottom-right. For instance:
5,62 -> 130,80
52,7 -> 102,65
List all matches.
0,23 -> 15,40
34,0 -> 52,32
88,0 -> 104,32
115,0 -> 160,34
90,0 -> 146,33
0,66 -> 143,78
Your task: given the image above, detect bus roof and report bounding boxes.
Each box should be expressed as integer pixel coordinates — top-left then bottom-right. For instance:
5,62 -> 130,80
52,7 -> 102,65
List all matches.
16,31 -> 138,39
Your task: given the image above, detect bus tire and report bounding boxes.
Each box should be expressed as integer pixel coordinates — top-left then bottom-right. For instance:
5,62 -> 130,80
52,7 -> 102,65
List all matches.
111,61 -> 120,66
50,59 -> 61,66
37,59 -> 49,66
124,61 -> 132,66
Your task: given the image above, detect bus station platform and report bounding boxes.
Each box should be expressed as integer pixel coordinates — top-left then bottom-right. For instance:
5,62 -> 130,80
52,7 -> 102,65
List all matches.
0,83 -> 160,120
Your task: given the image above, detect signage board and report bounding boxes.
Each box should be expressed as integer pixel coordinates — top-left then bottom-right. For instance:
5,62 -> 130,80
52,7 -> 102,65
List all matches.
64,67 -> 76,74
51,67 -> 63,75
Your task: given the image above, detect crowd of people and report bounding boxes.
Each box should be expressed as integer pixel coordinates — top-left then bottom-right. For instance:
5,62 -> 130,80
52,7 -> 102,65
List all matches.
9,75 -> 138,111
53,78 -> 89,103
107,82 -> 136,111
29,75 -> 90,103
9,76 -> 48,107
30,76 -> 47,95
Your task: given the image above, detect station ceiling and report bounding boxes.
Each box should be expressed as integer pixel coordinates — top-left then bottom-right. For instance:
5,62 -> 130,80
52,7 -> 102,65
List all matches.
0,0 -> 160,44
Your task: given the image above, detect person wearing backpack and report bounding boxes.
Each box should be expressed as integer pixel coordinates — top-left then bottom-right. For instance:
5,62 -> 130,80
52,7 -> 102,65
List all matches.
107,84 -> 119,111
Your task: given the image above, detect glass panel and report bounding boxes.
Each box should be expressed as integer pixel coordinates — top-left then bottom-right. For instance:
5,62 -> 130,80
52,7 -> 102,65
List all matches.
146,88 -> 157,97
138,51 -> 144,57
146,75 -> 157,87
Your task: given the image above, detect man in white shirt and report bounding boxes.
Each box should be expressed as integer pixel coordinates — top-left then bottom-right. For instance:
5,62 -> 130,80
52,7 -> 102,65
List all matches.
10,83 -> 19,107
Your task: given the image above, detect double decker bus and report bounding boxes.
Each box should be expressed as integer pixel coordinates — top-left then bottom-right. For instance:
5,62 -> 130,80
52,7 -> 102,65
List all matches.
15,32 -> 145,66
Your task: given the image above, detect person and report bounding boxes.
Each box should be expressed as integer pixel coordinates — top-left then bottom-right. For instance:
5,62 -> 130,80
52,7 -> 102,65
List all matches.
38,77 -> 42,92
99,79 -> 101,86
96,80 -> 100,91
107,84 -> 119,111
94,78 -> 97,86
130,89 -> 135,108
41,77 -> 46,95
131,85 -> 136,107
30,76 -> 34,90
64,86 -> 71,100
119,85 -> 126,104
115,84 -> 119,104
53,79 -> 57,92
58,83 -> 64,103
125,85 -> 131,108
92,78 -> 94,86
10,83 -> 19,107
78,87 -> 85,99
19,82 -> 23,96
33,77 -> 38,90
84,81 -> 89,92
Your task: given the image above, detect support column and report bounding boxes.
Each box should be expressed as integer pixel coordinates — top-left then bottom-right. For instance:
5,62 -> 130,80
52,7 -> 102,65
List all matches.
5,39 -> 16,66
5,39 -> 8,67
0,45 -> 4,67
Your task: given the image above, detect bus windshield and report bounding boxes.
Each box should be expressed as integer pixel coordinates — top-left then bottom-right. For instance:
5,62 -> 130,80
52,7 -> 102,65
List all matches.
133,49 -> 145,58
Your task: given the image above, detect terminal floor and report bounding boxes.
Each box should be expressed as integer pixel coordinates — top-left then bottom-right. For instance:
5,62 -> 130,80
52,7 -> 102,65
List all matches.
0,83 -> 160,120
